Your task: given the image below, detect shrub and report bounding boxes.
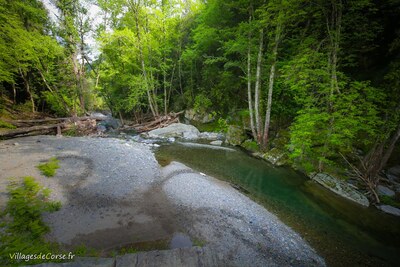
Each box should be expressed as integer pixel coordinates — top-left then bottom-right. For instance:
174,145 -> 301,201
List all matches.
0,120 -> 16,129
37,157 -> 60,177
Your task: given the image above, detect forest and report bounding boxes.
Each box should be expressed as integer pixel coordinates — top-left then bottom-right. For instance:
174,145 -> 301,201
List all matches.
0,0 -> 400,203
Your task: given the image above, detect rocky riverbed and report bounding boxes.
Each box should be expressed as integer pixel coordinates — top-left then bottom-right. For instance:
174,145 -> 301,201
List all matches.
0,136 -> 325,266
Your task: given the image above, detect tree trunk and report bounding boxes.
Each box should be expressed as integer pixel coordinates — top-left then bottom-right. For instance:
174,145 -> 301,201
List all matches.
12,83 -> 16,104
262,22 -> 282,150
254,29 -> 264,144
380,124 -> 400,171
247,13 -> 257,140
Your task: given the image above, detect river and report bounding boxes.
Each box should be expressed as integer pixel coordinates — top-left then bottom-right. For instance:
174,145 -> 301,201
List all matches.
154,142 -> 400,267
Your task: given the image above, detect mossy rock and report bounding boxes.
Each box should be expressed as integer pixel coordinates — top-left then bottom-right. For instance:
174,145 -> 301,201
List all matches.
263,148 -> 288,166
226,125 -> 246,146
310,173 -> 369,207
242,139 -> 259,152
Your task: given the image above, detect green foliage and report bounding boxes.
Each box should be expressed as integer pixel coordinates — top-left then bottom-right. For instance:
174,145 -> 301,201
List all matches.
193,94 -> 212,113
216,117 -> 229,133
37,157 -> 60,177
0,120 -> 16,129
0,177 -> 61,266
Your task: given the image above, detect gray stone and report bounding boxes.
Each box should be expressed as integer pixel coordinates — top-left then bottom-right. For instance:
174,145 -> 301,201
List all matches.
388,165 -> 400,177
386,173 -> 400,183
226,125 -> 246,146
28,257 -> 114,267
116,247 -> 220,267
99,117 -> 121,130
199,132 -> 220,140
96,125 -> 107,133
377,185 -> 395,197
263,148 -> 288,166
148,123 -> 200,140
210,140 -> 223,146
311,173 -> 369,207
377,205 -> 400,216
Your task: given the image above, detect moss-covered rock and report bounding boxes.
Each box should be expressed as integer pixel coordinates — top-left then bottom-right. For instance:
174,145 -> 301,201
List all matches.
226,125 -> 246,146
242,139 -> 259,152
262,148 -> 288,166
310,173 -> 369,207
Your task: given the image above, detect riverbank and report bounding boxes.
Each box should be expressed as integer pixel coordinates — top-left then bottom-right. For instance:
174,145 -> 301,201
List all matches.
0,136 -> 324,266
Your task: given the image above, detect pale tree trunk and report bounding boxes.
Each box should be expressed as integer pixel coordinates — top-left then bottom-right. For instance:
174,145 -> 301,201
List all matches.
262,22 -> 282,150
164,70 -> 167,115
254,28 -> 264,144
247,13 -> 257,140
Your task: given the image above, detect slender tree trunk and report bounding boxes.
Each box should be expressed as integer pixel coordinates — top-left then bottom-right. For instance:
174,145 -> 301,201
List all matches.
254,29 -> 264,144
164,69 -> 167,115
380,124 -> 400,171
262,22 -> 282,150
247,14 -> 257,140
12,83 -> 16,104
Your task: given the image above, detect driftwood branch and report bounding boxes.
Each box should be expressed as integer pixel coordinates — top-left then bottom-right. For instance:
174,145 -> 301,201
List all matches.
127,111 -> 184,133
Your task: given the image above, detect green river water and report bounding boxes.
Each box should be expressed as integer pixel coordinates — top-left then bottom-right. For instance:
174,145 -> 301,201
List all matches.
155,142 -> 400,267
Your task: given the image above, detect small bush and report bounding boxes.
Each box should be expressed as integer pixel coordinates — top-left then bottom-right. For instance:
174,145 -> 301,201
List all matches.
0,119 -> 16,129
37,157 -> 60,177
0,177 -> 61,266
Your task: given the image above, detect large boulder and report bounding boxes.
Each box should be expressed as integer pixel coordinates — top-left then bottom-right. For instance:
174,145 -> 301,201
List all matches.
387,165 -> 400,183
377,185 -> 395,197
226,125 -> 246,146
377,205 -> 400,216
310,173 -> 369,207
263,148 -> 288,166
148,123 -> 200,140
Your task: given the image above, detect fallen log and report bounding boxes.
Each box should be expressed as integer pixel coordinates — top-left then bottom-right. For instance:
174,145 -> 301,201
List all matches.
0,123 -> 67,138
3,116 -> 108,127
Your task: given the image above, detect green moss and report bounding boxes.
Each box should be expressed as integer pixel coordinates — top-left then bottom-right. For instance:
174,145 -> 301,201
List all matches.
380,195 -> 400,208
0,177 -> 62,266
0,119 -> 16,129
37,157 -> 60,177
242,140 -> 260,152
192,238 -> 207,247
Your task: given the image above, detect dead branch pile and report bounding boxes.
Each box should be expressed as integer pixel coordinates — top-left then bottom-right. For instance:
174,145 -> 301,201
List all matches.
126,111 -> 184,133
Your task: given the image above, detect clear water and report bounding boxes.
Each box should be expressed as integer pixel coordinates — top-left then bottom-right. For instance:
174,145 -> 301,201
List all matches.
155,142 -> 400,267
